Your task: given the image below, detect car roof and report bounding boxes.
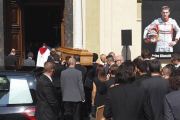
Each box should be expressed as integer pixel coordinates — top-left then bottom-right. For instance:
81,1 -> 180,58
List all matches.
0,67 -> 43,77
0,71 -> 34,76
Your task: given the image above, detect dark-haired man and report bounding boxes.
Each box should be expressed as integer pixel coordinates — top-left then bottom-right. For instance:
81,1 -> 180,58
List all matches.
35,62 -> 60,120
74,54 -> 87,84
141,49 -> 151,61
93,53 -> 99,71
106,55 -> 115,68
5,48 -> 18,66
108,52 -> 116,61
140,59 -> 170,120
104,61 -> 154,120
106,55 -> 115,74
171,53 -> 180,69
134,61 -> 150,86
47,51 -> 56,63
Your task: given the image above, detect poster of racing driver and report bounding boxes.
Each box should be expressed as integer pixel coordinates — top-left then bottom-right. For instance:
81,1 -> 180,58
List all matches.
143,6 -> 180,52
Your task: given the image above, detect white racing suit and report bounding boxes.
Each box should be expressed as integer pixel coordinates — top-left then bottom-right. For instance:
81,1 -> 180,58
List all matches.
143,18 -> 180,52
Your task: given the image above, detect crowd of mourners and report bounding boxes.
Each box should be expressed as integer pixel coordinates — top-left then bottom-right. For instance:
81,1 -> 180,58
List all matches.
5,47 -> 180,120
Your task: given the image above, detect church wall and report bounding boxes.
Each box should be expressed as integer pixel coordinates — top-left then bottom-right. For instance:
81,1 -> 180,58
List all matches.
85,0 -> 100,59
99,0 -> 142,60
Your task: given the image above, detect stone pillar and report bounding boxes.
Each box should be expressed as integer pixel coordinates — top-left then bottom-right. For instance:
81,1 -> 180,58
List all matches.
0,0 -> 4,66
73,0 -> 83,49
65,0 -> 73,48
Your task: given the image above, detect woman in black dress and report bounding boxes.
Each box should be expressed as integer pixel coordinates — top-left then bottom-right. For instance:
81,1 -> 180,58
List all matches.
92,65 -> 107,115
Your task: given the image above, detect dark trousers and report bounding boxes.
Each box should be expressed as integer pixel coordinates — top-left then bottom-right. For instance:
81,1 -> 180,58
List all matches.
64,101 -> 81,120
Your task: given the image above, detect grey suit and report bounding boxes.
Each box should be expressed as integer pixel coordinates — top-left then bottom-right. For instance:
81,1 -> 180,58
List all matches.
23,58 -> 35,66
61,67 -> 85,102
164,89 -> 180,120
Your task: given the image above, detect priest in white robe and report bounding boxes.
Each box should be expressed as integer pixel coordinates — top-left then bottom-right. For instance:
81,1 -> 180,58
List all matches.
36,45 -> 50,67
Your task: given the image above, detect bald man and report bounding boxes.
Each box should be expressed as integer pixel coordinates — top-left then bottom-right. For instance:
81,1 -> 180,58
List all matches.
61,58 -> 85,120
115,55 -> 124,66
35,62 -> 60,120
100,54 -> 107,64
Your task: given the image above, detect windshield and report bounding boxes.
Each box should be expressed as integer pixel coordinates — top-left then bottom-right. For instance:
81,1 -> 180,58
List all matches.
0,76 -> 36,106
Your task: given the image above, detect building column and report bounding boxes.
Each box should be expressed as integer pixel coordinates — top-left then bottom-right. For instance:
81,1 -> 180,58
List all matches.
0,0 -> 4,66
73,0 -> 83,49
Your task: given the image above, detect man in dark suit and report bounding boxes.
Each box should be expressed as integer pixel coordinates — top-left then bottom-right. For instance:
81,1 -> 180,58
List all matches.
134,61 -> 150,86
74,54 -> 87,84
23,52 -> 35,66
163,69 -> 180,120
5,48 -> 18,66
140,59 -> 170,120
47,51 -> 56,63
61,58 -> 85,120
106,55 -> 115,74
35,62 -> 60,120
104,61 -> 154,120
52,54 -> 64,106
93,53 -> 99,70
171,53 -> 180,69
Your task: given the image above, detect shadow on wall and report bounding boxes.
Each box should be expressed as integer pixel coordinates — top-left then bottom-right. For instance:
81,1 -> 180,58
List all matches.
122,46 -> 131,61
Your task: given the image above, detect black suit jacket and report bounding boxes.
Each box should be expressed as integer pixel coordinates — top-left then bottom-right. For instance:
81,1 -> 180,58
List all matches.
75,63 -> 87,84
47,56 -> 54,63
164,89 -> 180,120
52,63 -> 64,88
35,74 -> 60,120
134,74 -> 150,86
141,76 -> 170,120
5,55 -> 18,66
104,84 -> 154,120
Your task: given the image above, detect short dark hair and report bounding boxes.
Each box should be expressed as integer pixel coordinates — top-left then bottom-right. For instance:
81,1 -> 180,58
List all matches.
106,55 -> 114,62
65,56 -> 71,61
141,49 -> 151,59
74,54 -> 80,62
133,57 -> 143,66
93,53 -> 98,62
149,59 -> 161,73
109,64 -> 119,75
28,52 -> 33,58
50,51 -> 56,58
165,64 -> 175,71
169,69 -> 180,90
137,61 -> 148,72
162,6 -> 170,11
53,54 -> 59,61
42,43 -> 47,47
172,53 -> 180,62
115,61 -> 135,84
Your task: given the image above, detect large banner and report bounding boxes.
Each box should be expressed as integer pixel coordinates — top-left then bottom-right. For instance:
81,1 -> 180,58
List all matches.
142,0 -> 180,59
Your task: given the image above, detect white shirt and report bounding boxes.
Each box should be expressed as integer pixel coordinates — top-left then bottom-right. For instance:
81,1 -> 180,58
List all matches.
175,64 -> 180,69
44,74 -> 53,82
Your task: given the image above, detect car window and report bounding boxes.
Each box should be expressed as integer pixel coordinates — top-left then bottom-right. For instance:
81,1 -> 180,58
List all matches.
0,76 -> 36,106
